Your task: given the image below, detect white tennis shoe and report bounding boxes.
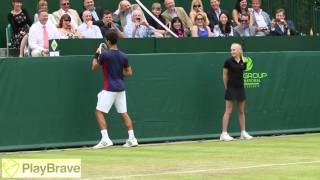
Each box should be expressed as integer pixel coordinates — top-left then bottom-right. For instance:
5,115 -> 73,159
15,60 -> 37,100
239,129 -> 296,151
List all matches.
93,139 -> 113,149
240,131 -> 253,140
123,138 -> 138,147
220,132 -> 234,141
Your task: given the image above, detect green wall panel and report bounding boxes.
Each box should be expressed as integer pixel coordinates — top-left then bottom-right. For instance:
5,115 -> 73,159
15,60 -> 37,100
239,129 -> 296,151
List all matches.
1,51 -> 320,151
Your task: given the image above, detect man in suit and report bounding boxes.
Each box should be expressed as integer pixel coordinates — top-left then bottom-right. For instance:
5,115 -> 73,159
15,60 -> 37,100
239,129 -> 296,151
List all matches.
113,0 -> 146,28
162,0 -> 192,30
271,8 -> 298,36
80,0 -> 104,27
251,0 -> 271,36
234,13 -> 256,37
207,0 -> 227,31
53,0 -> 82,28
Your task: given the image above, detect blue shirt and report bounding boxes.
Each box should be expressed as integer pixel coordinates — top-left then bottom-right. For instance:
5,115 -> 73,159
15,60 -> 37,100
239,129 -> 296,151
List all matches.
98,50 -> 129,92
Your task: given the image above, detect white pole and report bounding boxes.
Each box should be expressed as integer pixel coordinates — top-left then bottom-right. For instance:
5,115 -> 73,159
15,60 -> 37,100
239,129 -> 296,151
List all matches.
135,0 -> 179,38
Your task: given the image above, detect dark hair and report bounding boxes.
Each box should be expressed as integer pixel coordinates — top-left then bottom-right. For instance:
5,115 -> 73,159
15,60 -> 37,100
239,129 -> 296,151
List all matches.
58,14 -> 71,28
218,11 -> 232,35
105,31 -> 118,45
103,10 -> 112,16
276,8 -> 286,16
170,17 -> 184,34
234,0 -> 248,13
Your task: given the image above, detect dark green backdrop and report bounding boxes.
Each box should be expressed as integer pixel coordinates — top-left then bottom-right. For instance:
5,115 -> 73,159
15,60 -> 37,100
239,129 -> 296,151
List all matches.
1,51 -> 320,151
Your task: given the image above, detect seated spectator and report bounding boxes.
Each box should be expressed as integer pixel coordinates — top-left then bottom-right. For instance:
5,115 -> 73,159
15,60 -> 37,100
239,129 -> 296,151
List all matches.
57,14 -> 81,39
113,0 -> 146,28
167,17 -> 187,38
189,0 -> 209,26
8,0 -> 32,49
146,2 -> 166,37
53,0 -> 82,28
28,10 -> 60,57
234,13 -> 256,37
207,0 -> 227,31
191,12 -> 213,37
251,0 -> 271,36
80,0 -> 104,27
232,0 -> 251,26
124,10 -> 154,38
213,11 -> 234,37
77,10 -> 103,38
100,10 -> 124,38
34,0 -> 57,25
271,8 -> 298,36
162,0 -> 192,30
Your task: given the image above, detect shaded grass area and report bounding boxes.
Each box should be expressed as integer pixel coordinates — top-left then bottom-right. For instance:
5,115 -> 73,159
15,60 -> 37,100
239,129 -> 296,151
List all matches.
1,134 -> 320,179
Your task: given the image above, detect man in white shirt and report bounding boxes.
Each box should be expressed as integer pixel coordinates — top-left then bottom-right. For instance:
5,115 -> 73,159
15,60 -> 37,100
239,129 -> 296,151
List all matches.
53,0 -> 82,28
77,10 -> 103,38
251,0 -> 271,36
28,10 -> 61,57
124,10 -> 154,38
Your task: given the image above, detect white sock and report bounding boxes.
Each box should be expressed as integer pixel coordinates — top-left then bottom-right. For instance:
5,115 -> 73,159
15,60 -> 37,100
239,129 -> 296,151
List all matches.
101,129 -> 109,140
128,130 -> 135,139
222,131 -> 228,135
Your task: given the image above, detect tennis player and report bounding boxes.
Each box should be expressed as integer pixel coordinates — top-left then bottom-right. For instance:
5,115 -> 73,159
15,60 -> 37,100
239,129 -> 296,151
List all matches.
91,31 -> 138,148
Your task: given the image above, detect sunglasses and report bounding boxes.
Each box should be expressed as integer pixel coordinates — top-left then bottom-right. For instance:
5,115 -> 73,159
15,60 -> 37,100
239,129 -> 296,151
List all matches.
63,19 -> 71,22
62,2 -> 70,6
193,5 -> 201,8
196,18 -> 204,20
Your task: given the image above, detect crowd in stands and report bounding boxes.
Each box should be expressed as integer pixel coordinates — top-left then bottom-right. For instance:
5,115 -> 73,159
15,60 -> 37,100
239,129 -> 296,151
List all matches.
8,0 -> 300,57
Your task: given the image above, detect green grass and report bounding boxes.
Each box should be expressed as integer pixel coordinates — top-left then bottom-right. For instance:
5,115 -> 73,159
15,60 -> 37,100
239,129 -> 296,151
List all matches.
1,134 -> 320,179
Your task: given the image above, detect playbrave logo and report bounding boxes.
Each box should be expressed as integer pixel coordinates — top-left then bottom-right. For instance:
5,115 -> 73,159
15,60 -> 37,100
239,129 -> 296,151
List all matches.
1,159 -> 81,178
243,56 -> 268,88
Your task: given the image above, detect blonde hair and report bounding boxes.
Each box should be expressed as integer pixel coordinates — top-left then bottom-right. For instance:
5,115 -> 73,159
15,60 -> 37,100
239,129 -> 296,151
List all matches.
194,12 -> 209,27
151,2 -> 161,10
231,43 -> 244,58
190,0 -> 204,12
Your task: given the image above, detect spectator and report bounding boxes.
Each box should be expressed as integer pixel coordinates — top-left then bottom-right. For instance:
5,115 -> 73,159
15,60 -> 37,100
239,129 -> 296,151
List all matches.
8,0 -> 32,49
191,12 -> 213,37
189,0 -> 209,26
232,0 -> 251,26
168,17 -> 187,38
207,0 -> 227,31
123,10 -> 154,38
52,0 -> 82,28
28,10 -> 60,57
100,10 -> 124,38
77,10 -> 103,38
234,13 -> 256,37
251,0 -> 271,36
213,11 -> 233,37
34,0 -> 57,25
162,0 -> 192,30
113,0 -> 146,28
271,8 -> 298,36
80,0 -> 104,27
146,2 -> 166,37
57,14 -> 81,39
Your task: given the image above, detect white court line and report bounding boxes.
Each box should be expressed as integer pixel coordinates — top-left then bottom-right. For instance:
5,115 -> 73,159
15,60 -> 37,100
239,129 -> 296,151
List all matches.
81,161 -> 320,180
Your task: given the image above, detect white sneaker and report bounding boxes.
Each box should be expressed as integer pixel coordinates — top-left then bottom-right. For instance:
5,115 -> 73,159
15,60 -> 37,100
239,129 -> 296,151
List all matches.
123,138 -> 138,147
220,133 -> 234,141
93,139 -> 113,149
240,131 -> 253,140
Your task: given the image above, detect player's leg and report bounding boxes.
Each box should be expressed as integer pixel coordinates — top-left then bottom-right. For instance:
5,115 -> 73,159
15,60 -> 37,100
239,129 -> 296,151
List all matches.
115,91 -> 138,147
237,100 -> 252,140
93,91 -> 116,149
220,100 -> 234,141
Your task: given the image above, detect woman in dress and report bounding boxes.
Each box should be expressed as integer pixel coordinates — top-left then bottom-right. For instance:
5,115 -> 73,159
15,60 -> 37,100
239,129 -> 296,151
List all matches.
7,0 -> 32,49
57,14 -> 81,39
191,12 -> 213,37
220,43 -> 253,141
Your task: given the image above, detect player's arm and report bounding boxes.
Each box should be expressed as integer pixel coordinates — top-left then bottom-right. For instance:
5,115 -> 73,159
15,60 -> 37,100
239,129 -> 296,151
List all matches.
123,67 -> 133,77
92,48 -> 101,71
223,68 -> 228,89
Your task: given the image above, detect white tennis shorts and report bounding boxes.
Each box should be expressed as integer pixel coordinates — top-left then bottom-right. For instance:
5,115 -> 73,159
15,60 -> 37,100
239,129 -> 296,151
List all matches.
96,90 -> 127,113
